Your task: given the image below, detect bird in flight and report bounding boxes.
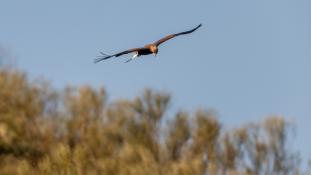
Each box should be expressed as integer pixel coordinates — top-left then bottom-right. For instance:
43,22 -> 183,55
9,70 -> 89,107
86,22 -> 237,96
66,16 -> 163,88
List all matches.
94,24 -> 202,63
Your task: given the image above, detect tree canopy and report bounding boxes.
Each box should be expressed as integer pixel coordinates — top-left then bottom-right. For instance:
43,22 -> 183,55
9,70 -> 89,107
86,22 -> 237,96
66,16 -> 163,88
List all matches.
0,68 -> 309,175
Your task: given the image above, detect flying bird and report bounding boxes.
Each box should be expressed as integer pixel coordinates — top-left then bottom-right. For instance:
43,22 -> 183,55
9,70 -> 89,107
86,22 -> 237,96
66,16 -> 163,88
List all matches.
95,24 -> 202,63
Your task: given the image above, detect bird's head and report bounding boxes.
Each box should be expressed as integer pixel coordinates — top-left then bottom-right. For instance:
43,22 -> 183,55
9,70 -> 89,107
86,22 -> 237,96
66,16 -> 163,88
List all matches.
150,45 -> 158,56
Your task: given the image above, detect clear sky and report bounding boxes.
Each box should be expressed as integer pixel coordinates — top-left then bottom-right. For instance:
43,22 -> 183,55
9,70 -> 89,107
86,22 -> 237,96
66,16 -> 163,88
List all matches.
1,0 -> 310,163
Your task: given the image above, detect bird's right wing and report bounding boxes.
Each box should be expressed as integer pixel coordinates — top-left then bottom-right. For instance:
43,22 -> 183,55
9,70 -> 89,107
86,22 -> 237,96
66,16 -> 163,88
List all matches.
154,24 -> 202,47
94,48 -> 142,63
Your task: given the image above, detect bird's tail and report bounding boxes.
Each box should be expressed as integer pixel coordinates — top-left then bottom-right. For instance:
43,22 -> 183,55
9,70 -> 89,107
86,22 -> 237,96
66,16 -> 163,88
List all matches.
124,53 -> 139,63
94,52 -> 113,63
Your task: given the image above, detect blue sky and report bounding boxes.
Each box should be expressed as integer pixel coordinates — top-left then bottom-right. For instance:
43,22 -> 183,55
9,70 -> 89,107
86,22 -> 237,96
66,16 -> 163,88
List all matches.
1,0 -> 310,163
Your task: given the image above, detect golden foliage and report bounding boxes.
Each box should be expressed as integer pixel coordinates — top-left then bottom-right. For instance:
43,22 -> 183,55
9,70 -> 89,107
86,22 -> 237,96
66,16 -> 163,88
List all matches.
0,68 -> 307,175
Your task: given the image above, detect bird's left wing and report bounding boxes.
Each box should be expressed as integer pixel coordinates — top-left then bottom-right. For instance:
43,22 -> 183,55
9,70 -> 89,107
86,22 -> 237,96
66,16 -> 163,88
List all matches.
153,24 -> 202,47
94,48 -> 142,63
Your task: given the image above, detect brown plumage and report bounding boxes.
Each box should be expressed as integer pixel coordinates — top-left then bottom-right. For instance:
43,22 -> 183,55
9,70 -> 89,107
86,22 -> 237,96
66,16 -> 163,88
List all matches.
95,24 -> 202,63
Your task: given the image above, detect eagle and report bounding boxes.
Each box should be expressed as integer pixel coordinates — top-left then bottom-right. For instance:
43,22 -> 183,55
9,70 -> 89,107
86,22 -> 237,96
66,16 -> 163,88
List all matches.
95,24 -> 202,63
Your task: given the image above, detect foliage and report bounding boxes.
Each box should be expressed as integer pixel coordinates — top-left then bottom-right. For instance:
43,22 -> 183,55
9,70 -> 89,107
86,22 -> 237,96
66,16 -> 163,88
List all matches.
0,68 -> 308,175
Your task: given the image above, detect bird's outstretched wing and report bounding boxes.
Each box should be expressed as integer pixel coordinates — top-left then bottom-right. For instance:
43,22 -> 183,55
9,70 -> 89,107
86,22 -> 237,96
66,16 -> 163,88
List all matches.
153,24 -> 202,47
94,48 -> 142,63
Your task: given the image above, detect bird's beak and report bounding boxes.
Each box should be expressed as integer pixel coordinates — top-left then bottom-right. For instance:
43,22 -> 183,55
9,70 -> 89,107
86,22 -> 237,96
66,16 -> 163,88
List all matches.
153,53 -> 157,57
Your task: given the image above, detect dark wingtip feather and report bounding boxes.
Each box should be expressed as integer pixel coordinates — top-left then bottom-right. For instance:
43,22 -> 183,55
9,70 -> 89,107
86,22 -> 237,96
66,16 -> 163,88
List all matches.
94,58 -> 101,64
195,24 -> 202,30
94,57 -> 108,64
94,58 -> 100,64
100,52 -> 109,57
94,52 -> 113,64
